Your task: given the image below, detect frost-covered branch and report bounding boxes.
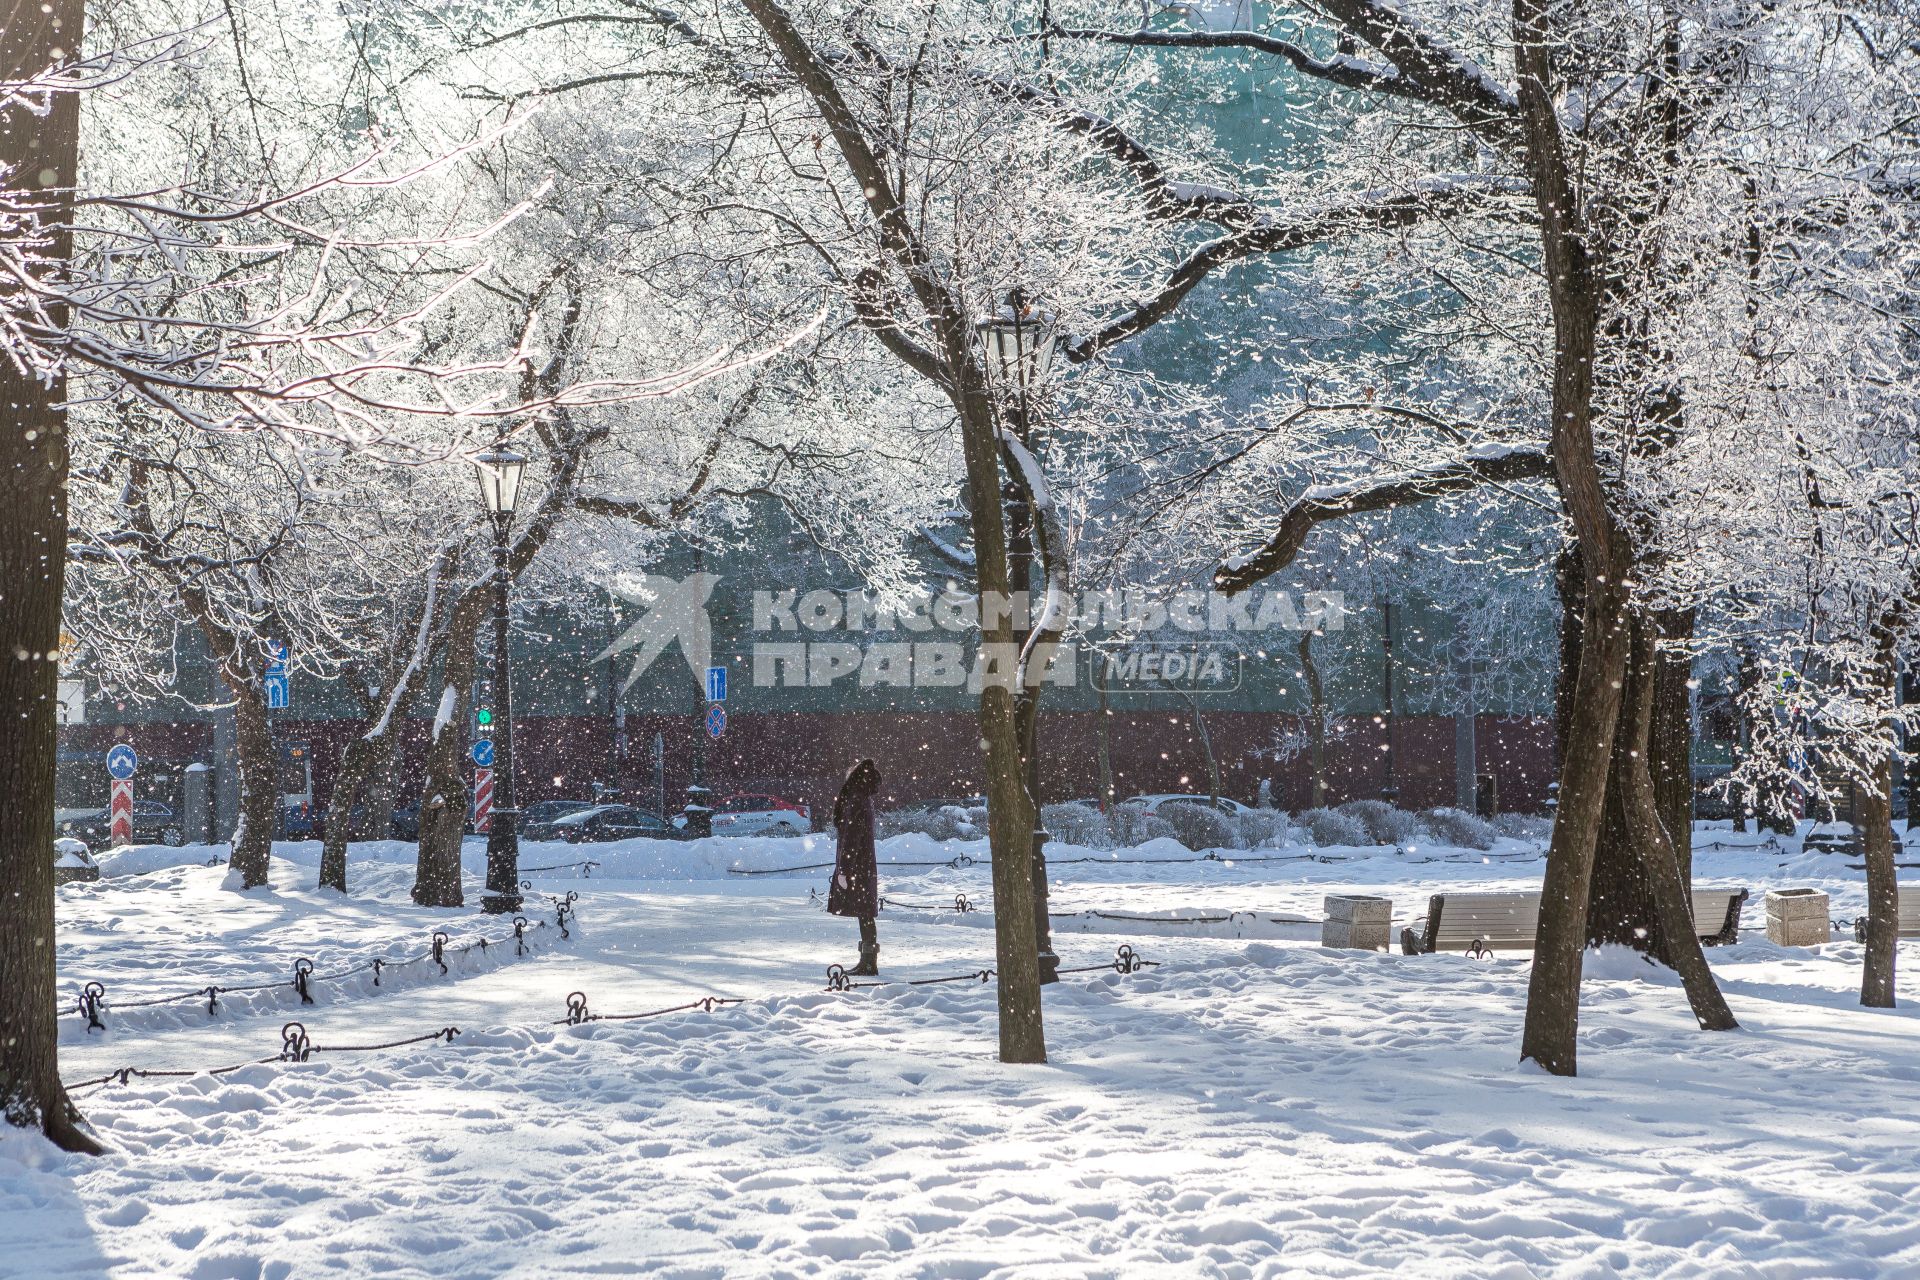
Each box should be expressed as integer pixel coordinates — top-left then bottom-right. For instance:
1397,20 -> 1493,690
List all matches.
1215,444 -> 1552,594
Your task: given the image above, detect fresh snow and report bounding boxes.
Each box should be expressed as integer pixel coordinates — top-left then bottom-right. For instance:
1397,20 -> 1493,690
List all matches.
429,683 -> 458,742
6,823 -> 1920,1277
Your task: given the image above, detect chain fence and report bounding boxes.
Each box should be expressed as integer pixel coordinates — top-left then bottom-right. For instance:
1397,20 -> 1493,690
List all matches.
69,889 -> 579,1033
61,945 -> 1159,1097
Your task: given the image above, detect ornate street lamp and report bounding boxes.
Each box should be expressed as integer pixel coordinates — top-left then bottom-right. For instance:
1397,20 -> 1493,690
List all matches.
974,289 -> 1063,983
474,444 -> 527,914
973,290 -> 1059,405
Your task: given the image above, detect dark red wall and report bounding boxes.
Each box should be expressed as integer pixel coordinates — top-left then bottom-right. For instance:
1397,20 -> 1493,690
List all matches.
65,709 -> 1556,821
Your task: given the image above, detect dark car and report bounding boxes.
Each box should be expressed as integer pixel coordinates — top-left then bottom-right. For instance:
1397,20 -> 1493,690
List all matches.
522,799 -> 598,827
523,803 -> 677,843
58,799 -> 185,847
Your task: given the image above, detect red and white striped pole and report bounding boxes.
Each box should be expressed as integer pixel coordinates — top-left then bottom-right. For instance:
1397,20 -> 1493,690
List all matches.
473,767 -> 494,834
109,778 -> 133,846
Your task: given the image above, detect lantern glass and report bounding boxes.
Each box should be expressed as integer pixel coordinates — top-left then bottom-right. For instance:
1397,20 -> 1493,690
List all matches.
473,446 -> 529,515
973,299 -> 1058,394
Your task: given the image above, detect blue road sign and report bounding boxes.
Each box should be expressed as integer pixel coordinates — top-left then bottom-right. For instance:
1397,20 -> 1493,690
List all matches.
706,665 -> 728,702
264,673 -> 290,710
266,640 -> 289,677
105,744 -> 138,780
705,703 -> 727,739
470,738 -> 496,768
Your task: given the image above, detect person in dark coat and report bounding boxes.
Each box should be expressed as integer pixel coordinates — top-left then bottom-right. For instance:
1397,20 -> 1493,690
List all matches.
827,758 -> 882,975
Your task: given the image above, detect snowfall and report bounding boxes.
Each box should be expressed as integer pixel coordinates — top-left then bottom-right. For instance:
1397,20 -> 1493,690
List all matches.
6,821 -> 1920,1279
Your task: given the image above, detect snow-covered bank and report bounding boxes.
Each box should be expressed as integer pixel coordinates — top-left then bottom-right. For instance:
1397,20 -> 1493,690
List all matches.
14,823 -> 1920,1277
13,921 -> 1920,1277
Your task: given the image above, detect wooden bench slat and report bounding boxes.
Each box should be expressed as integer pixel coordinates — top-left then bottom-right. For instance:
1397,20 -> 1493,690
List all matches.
1404,886 -> 1750,954
1853,885 -> 1920,941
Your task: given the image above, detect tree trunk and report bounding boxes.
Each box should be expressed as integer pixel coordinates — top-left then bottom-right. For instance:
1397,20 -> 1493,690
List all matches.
1616,616 -> 1737,1030
1566,560 -> 1704,951
965,427 -> 1044,1060
1180,691 -> 1222,806
1514,0 -> 1637,1075
0,0 -> 102,1153
356,738 -> 403,840
319,735 -> 382,892
1526,580 -> 1632,1076
1734,647 -> 1797,835
1094,678 -> 1116,812
226,670 -> 279,889
734,0 -> 1043,1061
1300,629 -> 1329,809
1860,618 -> 1900,1008
1858,750 -> 1897,1008
1651,608 -> 1696,886
412,599 -> 486,908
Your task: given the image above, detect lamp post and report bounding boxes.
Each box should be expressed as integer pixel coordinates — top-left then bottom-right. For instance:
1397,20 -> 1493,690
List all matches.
683,529 -> 712,838
474,444 -> 527,915
974,288 -> 1062,983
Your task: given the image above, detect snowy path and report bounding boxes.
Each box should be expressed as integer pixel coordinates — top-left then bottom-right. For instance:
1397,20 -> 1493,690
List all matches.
12,831 -> 1920,1277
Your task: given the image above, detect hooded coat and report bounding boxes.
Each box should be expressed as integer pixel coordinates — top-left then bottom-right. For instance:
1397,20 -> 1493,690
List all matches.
827,759 -> 881,919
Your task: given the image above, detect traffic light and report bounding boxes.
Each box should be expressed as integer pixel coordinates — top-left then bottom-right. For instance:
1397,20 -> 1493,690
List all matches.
473,678 -> 494,735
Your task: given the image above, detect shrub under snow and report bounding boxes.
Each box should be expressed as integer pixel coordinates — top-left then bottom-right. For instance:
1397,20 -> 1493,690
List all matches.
1421,807 -> 1497,850
1041,801 -> 1111,848
1155,801 -> 1238,851
1297,807 -> 1368,847
1233,809 -> 1295,850
878,806 -> 978,842
1107,803 -> 1177,848
1336,799 -> 1432,846
1494,812 -> 1553,842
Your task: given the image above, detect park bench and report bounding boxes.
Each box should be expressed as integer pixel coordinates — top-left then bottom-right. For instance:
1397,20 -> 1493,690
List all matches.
1401,887 -> 1750,956
1851,885 -> 1920,942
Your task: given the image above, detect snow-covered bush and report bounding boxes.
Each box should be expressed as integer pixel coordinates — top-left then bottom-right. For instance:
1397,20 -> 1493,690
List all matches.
1493,812 -> 1552,843
1421,807 -> 1497,850
1297,807 -> 1368,847
1107,803 -> 1176,848
1042,801 -> 1112,849
1156,801 -> 1239,851
1233,809 -> 1294,850
1337,799 -> 1431,846
879,807 -> 976,842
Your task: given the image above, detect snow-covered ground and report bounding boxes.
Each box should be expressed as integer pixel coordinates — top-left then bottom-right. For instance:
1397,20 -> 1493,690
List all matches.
7,823 -> 1920,1277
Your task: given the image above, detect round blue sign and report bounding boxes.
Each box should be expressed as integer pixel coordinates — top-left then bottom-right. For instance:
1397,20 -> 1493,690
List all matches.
470,739 -> 496,768
106,744 -> 138,780
705,703 -> 727,739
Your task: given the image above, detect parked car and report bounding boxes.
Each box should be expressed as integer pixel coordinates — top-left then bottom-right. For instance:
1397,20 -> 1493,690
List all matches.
1125,793 -> 1254,817
53,837 -> 99,885
57,799 -> 185,847
672,793 -> 812,837
522,799 -> 598,827
922,795 -> 987,813
524,804 -> 678,843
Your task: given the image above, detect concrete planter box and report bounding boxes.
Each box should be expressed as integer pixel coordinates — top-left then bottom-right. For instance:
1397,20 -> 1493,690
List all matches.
1766,888 -> 1831,946
1323,894 -> 1392,952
